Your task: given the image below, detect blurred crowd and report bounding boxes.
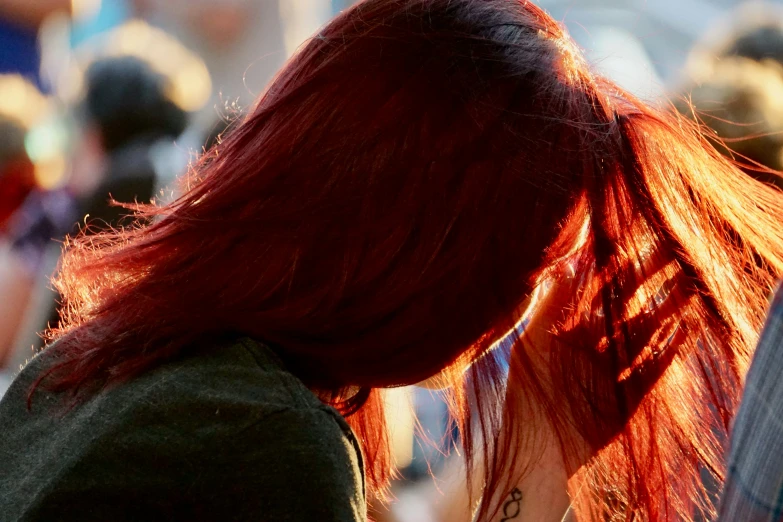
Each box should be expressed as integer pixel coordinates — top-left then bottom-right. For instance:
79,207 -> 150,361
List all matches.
1,1 -> 783,521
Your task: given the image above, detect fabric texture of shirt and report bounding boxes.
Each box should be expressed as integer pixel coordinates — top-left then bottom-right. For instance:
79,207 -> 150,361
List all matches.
718,285 -> 783,521
0,337 -> 366,521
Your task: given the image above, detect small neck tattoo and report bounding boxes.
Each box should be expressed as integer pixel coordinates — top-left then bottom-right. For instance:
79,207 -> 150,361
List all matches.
500,487 -> 523,521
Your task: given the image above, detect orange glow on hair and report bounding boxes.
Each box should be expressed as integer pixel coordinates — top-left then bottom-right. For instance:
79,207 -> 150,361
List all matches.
36,1 -> 783,520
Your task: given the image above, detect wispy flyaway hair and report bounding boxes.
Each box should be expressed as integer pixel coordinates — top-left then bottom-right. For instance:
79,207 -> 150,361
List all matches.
40,1 -> 783,519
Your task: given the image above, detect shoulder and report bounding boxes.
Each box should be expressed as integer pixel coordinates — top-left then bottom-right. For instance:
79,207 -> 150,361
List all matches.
235,406 -> 366,502
5,336 -> 352,459
0,338 -> 366,520
102,337 -> 325,414
749,283 -> 783,378
719,284 -> 783,520
96,348 -> 367,519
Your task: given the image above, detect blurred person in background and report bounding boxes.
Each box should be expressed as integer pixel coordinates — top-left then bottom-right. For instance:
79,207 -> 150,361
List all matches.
2,1 -> 783,521
132,0 -> 286,132
74,55 -> 187,229
0,116 -> 35,235
0,54 -> 188,371
0,74 -> 48,372
7,54 -> 188,277
687,2 -> 783,69
0,113 -> 37,370
0,0 -> 71,89
63,18 -> 211,191
675,58 -> 783,188
676,2 -> 783,185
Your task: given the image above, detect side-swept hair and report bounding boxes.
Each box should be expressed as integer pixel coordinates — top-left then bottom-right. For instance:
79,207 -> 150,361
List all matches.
39,1 -> 783,519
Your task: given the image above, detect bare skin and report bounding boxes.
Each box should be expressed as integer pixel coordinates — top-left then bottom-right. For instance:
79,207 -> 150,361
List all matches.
420,249 -> 684,521
419,275 -> 576,521
484,252 -> 685,521
484,274 -> 575,522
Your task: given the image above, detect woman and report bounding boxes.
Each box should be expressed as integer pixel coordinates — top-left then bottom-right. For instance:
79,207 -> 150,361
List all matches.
1,0 -> 782,520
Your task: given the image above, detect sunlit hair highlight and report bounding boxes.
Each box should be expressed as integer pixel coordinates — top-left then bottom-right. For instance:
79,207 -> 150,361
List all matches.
38,1 -> 783,520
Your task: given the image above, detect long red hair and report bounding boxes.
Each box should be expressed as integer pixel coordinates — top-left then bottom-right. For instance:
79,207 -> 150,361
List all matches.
39,1 -> 783,520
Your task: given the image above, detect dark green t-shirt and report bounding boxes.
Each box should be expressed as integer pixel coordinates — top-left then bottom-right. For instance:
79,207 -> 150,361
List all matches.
0,338 -> 366,521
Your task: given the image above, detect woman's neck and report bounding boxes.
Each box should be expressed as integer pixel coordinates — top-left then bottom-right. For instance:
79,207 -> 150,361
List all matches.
483,439 -> 572,522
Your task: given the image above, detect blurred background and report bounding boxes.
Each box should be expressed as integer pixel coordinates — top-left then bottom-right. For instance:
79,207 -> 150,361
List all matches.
1,0 -> 782,520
